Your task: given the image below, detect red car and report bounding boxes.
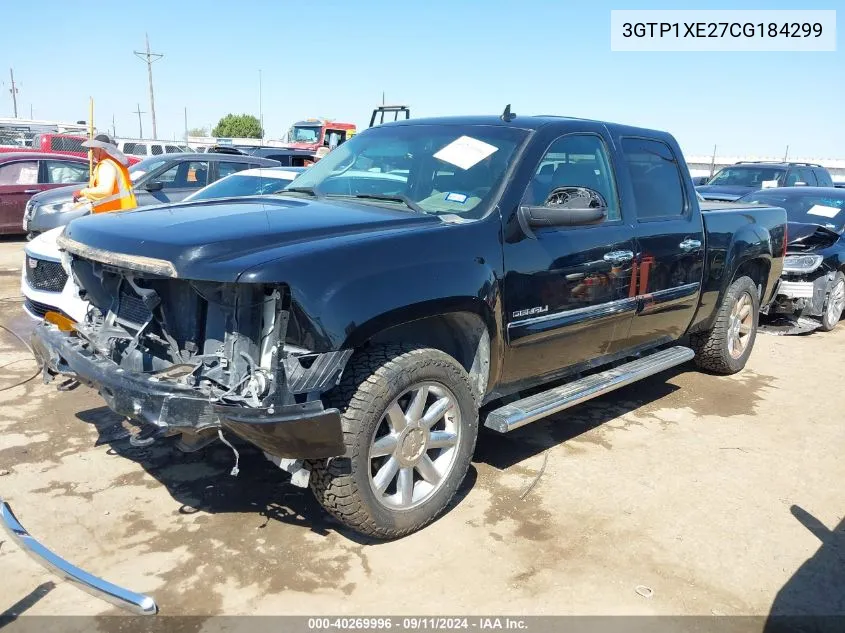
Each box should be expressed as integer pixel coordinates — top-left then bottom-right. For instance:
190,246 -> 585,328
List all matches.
0,152 -> 90,235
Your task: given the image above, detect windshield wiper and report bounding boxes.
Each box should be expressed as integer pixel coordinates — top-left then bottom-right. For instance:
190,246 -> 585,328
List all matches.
350,193 -> 423,213
283,186 -> 322,198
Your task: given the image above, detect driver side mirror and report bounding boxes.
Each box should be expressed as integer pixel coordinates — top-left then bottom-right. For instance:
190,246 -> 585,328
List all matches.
143,181 -> 164,192
519,186 -> 608,232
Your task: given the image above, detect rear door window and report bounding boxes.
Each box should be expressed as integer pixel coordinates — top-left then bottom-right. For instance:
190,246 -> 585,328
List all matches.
45,160 -> 90,184
165,145 -> 182,154
216,161 -> 251,180
151,145 -> 164,156
620,137 -> 687,219
154,160 -> 209,189
0,161 -> 38,185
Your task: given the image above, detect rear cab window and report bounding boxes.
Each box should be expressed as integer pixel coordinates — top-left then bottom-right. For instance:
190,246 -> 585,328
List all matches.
620,137 -> 687,220
796,167 -> 817,186
814,168 -> 833,187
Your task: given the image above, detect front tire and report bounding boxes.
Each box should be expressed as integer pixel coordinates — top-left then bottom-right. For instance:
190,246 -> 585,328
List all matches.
309,345 -> 478,539
819,272 -> 845,332
691,275 -> 759,375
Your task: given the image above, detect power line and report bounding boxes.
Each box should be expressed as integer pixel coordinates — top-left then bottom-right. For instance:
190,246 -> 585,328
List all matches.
132,103 -> 145,138
133,33 -> 163,139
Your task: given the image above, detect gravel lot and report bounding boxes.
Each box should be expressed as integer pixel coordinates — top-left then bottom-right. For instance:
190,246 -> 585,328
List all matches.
0,235 -> 842,618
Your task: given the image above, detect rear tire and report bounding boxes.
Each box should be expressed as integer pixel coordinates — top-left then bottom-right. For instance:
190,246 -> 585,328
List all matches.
819,272 -> 845,332
309,344 -> 478,539
691,276 -> 759,375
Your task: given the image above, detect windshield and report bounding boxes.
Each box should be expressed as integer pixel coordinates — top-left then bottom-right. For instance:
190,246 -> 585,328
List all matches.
285,123 -> 529,218
741,191 -> 845,232
129,157 -> 168,182
707,166 -> 786,188
185,171 -> 298,201
289,125 -> 322,144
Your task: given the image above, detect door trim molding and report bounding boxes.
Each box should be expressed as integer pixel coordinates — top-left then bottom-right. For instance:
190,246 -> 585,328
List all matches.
508,297 -> 639,345
507,281 -> 702,345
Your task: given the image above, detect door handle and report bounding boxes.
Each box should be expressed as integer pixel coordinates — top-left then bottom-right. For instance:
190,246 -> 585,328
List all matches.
679,238 -> 702,252
603,250 -> 634,264
23,189 -> 39,194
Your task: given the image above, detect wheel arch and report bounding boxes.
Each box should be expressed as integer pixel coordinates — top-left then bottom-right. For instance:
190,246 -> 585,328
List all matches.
345,301 -> 497,403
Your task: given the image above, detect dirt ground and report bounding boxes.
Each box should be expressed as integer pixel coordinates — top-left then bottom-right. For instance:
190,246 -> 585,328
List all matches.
0,235 -> 842,618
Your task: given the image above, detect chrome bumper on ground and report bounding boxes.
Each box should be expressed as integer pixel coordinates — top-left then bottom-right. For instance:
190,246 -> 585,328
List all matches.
0,500 -> 158,615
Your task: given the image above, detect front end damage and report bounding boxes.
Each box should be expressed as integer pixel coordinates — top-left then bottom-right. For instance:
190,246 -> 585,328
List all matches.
764,224 -> 842,335
31,242 -> 351,483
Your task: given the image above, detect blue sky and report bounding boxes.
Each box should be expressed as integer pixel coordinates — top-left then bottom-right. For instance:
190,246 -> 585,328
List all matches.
1,0 -> 842,157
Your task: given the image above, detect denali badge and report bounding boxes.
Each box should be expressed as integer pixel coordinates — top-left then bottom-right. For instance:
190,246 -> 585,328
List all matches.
27,257 -> 38,269
513,305 -> 548,319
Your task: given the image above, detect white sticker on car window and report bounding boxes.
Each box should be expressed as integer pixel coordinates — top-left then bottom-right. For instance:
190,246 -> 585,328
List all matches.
807,204 -> 842,218
445,192 -> 468,203
761,180 -> 779,189
433,136 -> 498,170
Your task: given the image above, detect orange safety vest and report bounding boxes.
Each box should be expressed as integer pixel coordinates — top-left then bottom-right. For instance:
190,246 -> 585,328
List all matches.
90,157 -> 137,213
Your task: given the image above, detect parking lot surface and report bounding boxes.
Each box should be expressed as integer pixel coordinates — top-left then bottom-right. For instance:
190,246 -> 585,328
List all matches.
0,236 -> 842,617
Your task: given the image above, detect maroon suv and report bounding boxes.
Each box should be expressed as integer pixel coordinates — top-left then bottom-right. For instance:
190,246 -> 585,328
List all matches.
0,152 -> 90,235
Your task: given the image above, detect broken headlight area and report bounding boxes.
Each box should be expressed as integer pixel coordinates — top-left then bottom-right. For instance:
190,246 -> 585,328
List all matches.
782,254 -> 824,275
32,258 -> 350,462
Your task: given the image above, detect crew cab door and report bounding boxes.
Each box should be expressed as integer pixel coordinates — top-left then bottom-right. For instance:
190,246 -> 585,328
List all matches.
500,131 -> 637,386
615,136 -> 705,347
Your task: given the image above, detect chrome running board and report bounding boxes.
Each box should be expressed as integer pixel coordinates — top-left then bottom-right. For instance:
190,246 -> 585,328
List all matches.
485,346 -> 694,433
0,500 -> 158,615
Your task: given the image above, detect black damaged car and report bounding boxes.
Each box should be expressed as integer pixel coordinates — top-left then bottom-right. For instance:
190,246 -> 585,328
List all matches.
740,187 -> 845,332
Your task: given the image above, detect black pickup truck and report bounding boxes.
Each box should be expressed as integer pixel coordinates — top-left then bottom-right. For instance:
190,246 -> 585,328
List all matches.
32,113 -> 787,539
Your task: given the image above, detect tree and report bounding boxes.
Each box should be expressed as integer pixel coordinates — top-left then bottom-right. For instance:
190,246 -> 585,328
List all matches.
212,114 -> 263,139
187,126 -> 209,137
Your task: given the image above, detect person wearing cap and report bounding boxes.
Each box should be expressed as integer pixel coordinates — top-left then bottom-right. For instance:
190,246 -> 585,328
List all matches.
72,133 -> 137,213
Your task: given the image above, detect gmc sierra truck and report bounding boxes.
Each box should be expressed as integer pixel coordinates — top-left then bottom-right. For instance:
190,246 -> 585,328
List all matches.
31,112 -> 787,540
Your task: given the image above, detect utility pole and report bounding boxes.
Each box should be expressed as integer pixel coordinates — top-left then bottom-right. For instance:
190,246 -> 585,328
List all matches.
8,68 -> 19,118
183,106 -> 188,144
112,114 -> 116,138
709,144 -> 717,178
259,69 -> 263,140
134,33 -> 163,139
133,103 -> 145,138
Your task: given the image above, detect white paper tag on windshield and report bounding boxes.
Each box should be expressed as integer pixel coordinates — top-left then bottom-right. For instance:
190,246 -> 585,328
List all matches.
807,204 -> 842,218
434,136 -> 498,170
761,180 -> 779,189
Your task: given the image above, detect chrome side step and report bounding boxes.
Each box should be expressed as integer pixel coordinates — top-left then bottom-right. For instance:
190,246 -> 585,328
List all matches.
0,500 -> 158,615
484,346 -> 694,433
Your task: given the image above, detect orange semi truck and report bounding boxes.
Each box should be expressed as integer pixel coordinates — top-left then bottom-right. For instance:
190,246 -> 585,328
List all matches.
283,106 -> 410,164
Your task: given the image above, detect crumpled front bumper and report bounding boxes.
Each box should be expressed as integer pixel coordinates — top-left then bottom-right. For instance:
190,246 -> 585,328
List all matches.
772,272 -> 832,319
31,323 -> 346,459
1,500 -> 157,615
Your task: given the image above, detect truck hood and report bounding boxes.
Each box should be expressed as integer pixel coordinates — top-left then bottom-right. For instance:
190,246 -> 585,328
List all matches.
61,196 -> 441,281
696,185 -> 755,201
